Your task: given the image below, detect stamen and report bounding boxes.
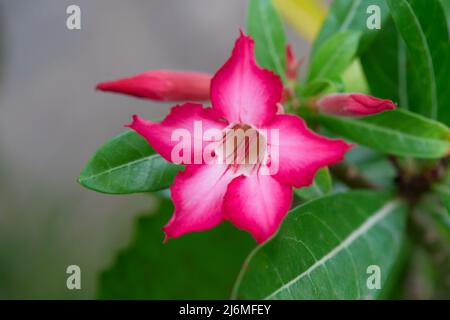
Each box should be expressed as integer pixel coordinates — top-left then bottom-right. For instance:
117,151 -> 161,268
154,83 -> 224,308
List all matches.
214,123 -> 267,175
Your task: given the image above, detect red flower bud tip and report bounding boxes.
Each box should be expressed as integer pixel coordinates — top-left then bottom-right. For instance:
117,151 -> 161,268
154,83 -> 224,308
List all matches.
317,93 -> 396,117
96,70 -> 212,102
285,44 -> 302,81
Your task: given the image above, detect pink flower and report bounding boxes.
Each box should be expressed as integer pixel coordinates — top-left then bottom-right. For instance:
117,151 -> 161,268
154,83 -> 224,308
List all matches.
126,32 -> 351,243
96,70 -> 211,101
317,93 -> 396,117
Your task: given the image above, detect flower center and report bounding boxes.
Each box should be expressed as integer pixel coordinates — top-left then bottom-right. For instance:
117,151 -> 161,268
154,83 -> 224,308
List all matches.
214,123 -> 267,174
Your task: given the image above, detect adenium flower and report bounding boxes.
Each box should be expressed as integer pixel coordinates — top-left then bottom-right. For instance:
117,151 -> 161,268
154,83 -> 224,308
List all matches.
96,70 -> 211,101
124,32 -> 352,243
317,93 -> 396,117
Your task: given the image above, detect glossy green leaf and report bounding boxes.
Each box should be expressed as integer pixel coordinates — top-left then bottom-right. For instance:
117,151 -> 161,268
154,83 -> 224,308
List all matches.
360,19 -> 404,104
78,130 -> 181,194
317,110 -> 450,159
402,246 -> 439,299
312,0 -> 389,54
434,178 -> 450,214
386,0 -> 450,121
413,201 -> 450,297
362,4 -> 450,126
345,146 -> 396,187
442,0 -> 450,27
299,78 -> 344,98
295,167 -> 332,201
232,191 -> 407,299
307,31 -> 360,84
340,60 -> 370,94
247,0 -> 287,81
98,197 -> 255,299
426,199 -> 450,236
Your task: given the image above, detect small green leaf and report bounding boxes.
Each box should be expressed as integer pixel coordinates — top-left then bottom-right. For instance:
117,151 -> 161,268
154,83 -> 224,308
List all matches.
307,31 -> 360,84
345,146 -> 396,187
78,130 -> 181,194
295,167 -> 332,201
232,191 -> 407,299
360,19 -> 404,105
362,3 -> 450,126
300,78 -> 345,98
386,0 -> 449,121
414,200 -> 450,297
312,0 -> 389,53
434,180 -> 450,214
317,110 -> 450,159
442,0 -> 450,27
247,0 -> 287,81
98,197 -> 255,299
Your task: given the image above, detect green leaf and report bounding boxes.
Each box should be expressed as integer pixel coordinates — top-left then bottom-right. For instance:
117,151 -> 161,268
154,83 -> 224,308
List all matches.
442,0 -> 450,28
422,203 -> 450,258
402,245 -> 439,299
232,191 -> 407,299
295,167 -> 332,201
412,201 -> 450,297
307,31 -> 360,84
345,146 -> 396,187
300,78 -> 345,97
426,198 -> 450,236
360,19 -> 404,104
434,180 -> 450,214
247,0 -> 287,81
78,130 -> 181,194
98,197 -> 255,299
316,110 -> 450,159
312,0 -> 389,53
362,5 -> 450,126
386,0 -> 450,121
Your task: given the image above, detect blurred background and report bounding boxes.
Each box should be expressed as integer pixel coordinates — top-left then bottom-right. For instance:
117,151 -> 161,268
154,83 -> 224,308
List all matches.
0,0 -> 310,299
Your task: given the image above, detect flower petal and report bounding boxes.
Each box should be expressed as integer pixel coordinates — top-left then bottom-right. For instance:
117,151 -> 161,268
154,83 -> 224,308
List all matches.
96,70 -> 211,101
126,103 -> 227,164
317,93 -> 396,117
164,164 -> 236,239
210,32 -> 283,127
223,174 -> 292,243
263,114 -> 352,188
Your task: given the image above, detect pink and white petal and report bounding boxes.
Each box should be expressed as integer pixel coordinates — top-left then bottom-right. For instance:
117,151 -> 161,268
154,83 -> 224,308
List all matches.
126,103 -> 227,164
263,114 -> 352,188
210,32 -> 283,127
164,164 -> 236,239
223,175 -> 292,243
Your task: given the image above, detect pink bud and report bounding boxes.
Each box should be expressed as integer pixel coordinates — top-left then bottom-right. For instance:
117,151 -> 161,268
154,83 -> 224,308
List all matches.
285,44 -> 301,81
317,93 -> 396,117
96,70 -> 212,101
